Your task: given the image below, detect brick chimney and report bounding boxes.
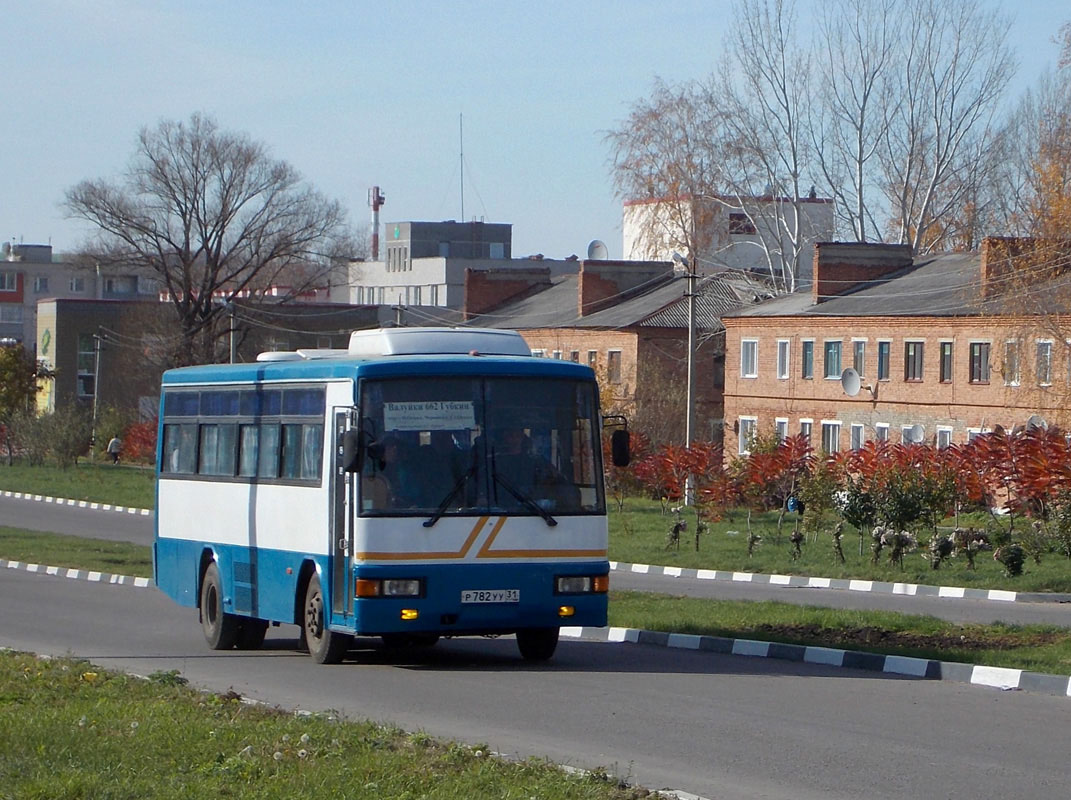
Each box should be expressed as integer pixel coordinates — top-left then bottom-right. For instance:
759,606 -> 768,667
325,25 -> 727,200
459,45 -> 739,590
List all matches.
462,267 -> 551,320
812,242 -> 913,304
578,260 -> 673,316
979,236 -> 1035,300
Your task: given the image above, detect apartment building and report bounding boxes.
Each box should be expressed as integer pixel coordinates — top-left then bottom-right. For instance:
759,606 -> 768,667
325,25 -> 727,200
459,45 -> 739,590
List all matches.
722,240 -> 1071,456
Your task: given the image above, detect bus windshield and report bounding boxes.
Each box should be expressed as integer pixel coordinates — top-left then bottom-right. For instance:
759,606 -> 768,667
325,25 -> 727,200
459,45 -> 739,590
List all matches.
358,376 -> 604,517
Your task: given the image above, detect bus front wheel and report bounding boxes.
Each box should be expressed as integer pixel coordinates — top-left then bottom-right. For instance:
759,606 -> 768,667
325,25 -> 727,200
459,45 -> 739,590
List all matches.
303,573 -> 352,664
516,627 -> 559,661
200,562 -> 239,650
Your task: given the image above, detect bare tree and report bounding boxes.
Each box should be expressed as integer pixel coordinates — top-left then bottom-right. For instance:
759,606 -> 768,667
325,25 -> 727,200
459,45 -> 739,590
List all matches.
878,0 -> 1016,253
812,0 -> 899,242
608,78 -> 727,263
66,113 -> 359,365
720,0 -> 815,293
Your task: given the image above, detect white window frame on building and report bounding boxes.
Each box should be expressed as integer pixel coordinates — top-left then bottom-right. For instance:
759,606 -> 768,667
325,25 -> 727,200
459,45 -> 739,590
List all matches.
901,424 -> 924,444
904,339 -> 924,382
33,275 -> 48,293
0,304 -> 23,323
531,348 -> 546,358
939,340 -> 954,383
875,423 -> 890,442
936,426 -> 953,449
0,271 -> 16,291
1004,340 -> 1020,386
69,276 -> 86,293
969,340 -> 991,384
821,420 -> 841,453
852,338 -> 866,375
823,340 -> 842,379
551,350 -> 562,360
740,338 -> 758,378
850,423 -> 864,450
801,339 -> 814,379
76,333 -> 96,399
607,349 -> 622,384
799,418 -> 813,445
1036,339 -> 1054,386
738,416 -> 757,455
877,339 -> 891,381
966,427 -> 990,443
776,339 -> 790,380
775,417 -> 789,442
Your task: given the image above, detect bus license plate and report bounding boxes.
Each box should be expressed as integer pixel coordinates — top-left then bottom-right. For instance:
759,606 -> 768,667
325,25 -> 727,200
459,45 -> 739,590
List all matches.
461,589 -> 520,604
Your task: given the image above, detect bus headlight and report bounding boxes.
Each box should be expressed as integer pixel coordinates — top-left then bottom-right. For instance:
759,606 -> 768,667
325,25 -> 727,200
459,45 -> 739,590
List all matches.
555,574 -> 609,594
355,578 -> 423,598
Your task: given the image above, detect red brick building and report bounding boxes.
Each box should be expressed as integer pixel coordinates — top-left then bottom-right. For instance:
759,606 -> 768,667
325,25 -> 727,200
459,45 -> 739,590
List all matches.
721,240 -> 1071,456
465,260 -> 769,445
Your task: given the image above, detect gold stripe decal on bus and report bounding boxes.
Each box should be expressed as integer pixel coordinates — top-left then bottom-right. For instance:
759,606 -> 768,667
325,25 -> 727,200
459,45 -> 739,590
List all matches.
476,517 -> 607,560
356,516 -> 490,561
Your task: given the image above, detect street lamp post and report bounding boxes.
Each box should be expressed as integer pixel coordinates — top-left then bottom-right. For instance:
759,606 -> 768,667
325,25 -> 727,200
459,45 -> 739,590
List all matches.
673,252 -> 698,505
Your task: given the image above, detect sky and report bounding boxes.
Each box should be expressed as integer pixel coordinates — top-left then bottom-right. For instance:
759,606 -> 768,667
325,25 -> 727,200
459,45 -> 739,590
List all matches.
2,0 -> 1067,261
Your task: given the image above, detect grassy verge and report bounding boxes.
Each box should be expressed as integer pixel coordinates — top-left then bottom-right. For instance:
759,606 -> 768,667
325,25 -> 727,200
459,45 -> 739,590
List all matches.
0,462 -> 155,509
609,498 -> 1071,593
0,651 -> 646,800
609,590 -> 1071,675
5,530 -> 1068,675
0,528 -> 153,577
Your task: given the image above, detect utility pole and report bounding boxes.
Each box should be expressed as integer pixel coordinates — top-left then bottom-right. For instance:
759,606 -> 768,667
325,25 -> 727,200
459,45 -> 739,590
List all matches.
90,329 -> 105,450
229,303 -> 237,364
673,252 -> 698,505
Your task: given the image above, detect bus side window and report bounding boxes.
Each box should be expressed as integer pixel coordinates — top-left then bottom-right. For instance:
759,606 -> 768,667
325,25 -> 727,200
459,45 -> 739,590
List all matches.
162,423 -> 198,475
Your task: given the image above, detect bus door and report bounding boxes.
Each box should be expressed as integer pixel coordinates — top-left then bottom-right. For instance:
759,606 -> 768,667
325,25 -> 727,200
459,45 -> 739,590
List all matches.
331,408 -> 357,618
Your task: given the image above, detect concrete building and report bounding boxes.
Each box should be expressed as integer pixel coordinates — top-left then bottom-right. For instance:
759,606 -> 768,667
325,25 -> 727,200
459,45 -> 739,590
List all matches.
1,243 -> 160,347
350,220 -> 581,309
721,239 -> 1071,457
623,194 -> 835,285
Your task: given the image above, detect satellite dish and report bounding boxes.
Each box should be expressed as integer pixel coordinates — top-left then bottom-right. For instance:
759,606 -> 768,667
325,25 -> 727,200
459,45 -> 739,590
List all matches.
586,239 -> 609,260
1026,414 -> 1048,431
907,424 -> 925,444
840,367 -> 861,397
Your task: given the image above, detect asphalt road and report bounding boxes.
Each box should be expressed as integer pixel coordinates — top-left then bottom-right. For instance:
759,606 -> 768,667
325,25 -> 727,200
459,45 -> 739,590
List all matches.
4,493 -> 1070,628
2,568 -> 1069,800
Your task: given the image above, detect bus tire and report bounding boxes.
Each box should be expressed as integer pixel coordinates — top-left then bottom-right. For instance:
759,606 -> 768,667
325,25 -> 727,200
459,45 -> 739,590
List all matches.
236,618 -> 269,650
200,562 -> 239,650
516,627 -> 559,661
303,573 -> 351,664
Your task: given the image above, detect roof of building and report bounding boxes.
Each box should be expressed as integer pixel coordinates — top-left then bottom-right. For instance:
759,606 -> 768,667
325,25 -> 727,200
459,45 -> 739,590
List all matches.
727,252 -> 983,318
471,269 -> 771,332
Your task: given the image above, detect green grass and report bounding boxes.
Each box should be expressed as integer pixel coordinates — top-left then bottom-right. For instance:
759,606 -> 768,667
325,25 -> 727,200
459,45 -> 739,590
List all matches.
0,462 -> 155,509
0,528 -> 153,577
4,529 -> 1068,675
608,498 -> 1071,593
609,590 -> 1071,675
0,651 -> 646,800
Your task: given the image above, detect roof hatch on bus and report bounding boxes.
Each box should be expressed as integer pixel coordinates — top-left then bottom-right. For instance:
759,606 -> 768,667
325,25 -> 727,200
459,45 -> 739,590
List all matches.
346,327 -> 531,357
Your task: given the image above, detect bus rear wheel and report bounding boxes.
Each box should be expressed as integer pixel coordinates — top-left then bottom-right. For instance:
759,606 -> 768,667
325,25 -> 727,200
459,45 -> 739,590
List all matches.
303,573 -> 352,664
516,627 -> 559,661
200,562 -> 239,650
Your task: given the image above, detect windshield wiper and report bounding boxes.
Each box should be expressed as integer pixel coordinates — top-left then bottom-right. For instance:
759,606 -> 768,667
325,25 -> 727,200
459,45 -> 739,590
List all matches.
492,470 -> 557,527
423,463 -> 477,528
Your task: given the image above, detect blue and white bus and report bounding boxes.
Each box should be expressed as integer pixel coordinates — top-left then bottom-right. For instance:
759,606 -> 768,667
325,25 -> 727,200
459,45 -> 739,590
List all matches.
154,327 -> 628,663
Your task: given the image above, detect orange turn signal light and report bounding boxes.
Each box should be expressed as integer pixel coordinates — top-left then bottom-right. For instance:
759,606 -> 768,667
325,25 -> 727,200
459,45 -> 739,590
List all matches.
355,579 -> 381,598
592,575 -> 610,593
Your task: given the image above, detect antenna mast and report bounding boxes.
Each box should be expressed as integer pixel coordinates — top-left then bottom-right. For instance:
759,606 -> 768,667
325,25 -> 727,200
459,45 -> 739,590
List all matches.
459,113 -> 465,222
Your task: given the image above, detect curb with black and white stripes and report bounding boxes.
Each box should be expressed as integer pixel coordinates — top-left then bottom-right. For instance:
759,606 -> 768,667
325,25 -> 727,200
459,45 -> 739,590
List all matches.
1,490 -> 152,516
611,560 -> 1071,605
561,624 -> 1071,698
5,556 -> 1068,701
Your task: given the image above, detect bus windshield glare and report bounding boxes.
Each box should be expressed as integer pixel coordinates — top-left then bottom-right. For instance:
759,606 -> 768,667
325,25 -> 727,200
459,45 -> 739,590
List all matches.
359,376 -> 604,517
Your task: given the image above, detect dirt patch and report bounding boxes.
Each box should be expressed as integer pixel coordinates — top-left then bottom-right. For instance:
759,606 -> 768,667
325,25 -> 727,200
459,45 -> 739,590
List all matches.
753,623 -> 1063,652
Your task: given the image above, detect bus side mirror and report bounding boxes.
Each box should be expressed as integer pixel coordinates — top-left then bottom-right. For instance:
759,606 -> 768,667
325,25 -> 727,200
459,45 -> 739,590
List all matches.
342,429 -> 363,473
611,429 -> 630,467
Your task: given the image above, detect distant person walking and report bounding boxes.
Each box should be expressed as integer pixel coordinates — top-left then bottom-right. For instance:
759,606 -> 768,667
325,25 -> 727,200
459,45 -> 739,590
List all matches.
106,435 -> 122,465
